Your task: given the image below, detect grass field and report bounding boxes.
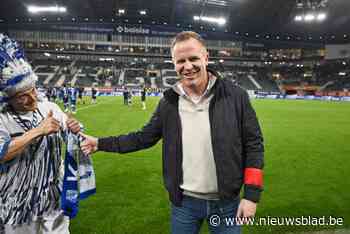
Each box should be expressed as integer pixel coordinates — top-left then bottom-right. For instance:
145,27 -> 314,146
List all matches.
67,96 -> 350,234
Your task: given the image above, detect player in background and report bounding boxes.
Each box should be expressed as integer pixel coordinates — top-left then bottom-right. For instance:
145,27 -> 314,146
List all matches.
69,85 -> 78,114
141,86 -> 147,110
91,87 -> 97,104
62,84 -> 69,112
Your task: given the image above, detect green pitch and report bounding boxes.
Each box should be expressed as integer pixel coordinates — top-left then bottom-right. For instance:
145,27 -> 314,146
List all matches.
67,96 -> 350,234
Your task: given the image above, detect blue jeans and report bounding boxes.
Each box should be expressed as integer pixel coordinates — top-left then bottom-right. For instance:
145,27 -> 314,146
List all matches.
171,195 -> 241,234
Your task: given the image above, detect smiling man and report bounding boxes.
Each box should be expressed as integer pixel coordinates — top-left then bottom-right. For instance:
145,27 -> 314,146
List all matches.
80,31 -> 264,234
0,34 -> 81,234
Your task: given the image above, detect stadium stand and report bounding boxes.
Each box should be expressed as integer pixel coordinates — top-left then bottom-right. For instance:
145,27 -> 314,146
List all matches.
29,57 -> 350,94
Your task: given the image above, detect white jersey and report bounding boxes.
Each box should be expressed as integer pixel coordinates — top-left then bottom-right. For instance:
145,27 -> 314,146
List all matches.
0,101 -> 67,226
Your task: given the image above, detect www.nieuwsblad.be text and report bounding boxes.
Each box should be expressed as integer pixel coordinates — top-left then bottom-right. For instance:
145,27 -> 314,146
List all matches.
208,215 -> 344,227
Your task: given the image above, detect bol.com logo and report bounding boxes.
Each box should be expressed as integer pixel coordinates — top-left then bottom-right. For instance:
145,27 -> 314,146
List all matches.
209,214 -> 221,227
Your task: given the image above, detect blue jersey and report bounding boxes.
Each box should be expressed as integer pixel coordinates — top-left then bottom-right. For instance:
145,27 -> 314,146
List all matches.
62,87 -> 69,103
69,88 -> 78,102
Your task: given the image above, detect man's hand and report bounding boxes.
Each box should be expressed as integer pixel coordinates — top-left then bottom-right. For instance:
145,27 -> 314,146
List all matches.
236,199 -> 257,224
80,132 -> 98,155
38,110 -> 60,136
66,114 -> 80,134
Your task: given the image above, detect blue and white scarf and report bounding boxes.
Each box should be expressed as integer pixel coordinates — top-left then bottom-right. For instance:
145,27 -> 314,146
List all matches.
61,132 -> 96,219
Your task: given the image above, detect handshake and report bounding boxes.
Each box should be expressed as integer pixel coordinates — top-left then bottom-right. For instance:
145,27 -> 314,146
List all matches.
79,133 -> 99,155
41,111 -> 99,156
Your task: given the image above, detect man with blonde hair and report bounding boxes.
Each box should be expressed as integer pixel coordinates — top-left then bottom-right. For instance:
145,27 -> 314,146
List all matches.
81,31 -> 264,234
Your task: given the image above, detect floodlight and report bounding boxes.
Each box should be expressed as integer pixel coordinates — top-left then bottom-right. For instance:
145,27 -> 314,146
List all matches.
193,15 -> 226,26
27,5 -> 66,14
217,18 -> 226,25
294,15 -> 303,21
304,13 -> 315,21
316,13 -> 326,21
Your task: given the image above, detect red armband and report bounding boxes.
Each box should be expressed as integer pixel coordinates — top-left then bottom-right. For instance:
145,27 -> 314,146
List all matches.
244,168 -> 263,187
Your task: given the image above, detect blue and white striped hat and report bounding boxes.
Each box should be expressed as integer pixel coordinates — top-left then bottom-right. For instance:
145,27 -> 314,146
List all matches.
0,34 -> 37,102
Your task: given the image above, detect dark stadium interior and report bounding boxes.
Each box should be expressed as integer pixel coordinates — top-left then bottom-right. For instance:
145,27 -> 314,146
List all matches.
1,0 -> 350,42
0,0 -> 350,98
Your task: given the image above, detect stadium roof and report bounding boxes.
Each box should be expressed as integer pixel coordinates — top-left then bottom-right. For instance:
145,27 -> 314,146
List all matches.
1,0 -> 350,42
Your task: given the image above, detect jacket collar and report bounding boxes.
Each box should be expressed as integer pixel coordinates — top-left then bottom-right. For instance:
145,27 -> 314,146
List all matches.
164,67 -> 222,104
